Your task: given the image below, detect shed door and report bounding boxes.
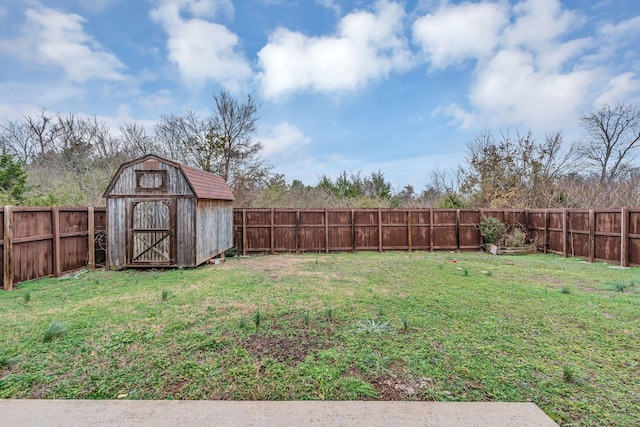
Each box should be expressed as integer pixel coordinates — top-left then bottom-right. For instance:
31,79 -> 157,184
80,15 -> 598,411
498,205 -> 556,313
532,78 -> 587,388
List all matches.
128,199 -> 175,265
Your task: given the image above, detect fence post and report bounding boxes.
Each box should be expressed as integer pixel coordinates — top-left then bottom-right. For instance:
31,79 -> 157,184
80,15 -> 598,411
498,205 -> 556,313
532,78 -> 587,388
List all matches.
478,208 -> 484,249
87,207 -> 95,270
52,207 -> 61,278
270,208 -> 275,255
544,209 -> 549,254
429,208 -> 434,252
588,209 -> 595,263
242,209 -> 247,256
325,209 -> 330,254
562,208 -> 568,258
407,209 -> 412,252
375,208 -> 380,252
456,209 -> 461,251
3,206 -> 13,291
621,207 -> 629,267
296,210 -> 300,254
351,209 -> 356,252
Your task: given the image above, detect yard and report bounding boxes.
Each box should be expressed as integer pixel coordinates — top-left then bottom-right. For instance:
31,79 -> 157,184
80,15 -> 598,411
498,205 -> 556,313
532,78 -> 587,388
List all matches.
0,252 -> 638,426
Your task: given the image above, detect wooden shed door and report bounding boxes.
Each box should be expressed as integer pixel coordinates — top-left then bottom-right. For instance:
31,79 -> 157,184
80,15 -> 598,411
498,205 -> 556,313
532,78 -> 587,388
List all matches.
128,199 -> 175,265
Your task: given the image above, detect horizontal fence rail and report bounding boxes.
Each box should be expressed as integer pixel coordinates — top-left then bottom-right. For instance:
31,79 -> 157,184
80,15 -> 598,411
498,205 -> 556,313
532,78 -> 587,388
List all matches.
233,208 -> 640,267
1,206 -> 106,290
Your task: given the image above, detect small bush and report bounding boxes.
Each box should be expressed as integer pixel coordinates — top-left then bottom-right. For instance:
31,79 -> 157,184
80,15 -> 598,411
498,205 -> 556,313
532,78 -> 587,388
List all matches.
560,287 -> 571,294
478,216 -> 507,245
43,320 -> 67,343
23,292 -> 31,303
504,228 -> 527,247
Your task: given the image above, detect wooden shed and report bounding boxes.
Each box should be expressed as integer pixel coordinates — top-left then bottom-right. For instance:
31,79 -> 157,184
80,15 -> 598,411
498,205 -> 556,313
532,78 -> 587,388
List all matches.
103,154 -> 234,269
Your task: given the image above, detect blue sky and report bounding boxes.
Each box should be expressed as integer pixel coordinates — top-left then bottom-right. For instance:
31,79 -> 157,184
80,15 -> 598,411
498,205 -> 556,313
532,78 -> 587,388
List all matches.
1,0 -> 639,191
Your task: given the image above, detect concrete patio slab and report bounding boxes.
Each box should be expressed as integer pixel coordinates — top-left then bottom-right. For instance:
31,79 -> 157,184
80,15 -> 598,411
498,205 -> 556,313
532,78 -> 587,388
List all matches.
0,400 -> 558,426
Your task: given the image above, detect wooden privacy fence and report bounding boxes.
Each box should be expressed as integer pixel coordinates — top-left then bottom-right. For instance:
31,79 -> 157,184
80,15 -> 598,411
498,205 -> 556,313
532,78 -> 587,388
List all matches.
233,208 -> 640,267
1,206 -> 638,290
1,206 -> 106,290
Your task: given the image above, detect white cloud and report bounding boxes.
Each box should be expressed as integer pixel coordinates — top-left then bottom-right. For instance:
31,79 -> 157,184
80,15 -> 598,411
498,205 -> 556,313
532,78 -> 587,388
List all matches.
316,0 -> 341,16
420,0 -> 607,130
138,89 -> 175,110
503,0 -> 578,49
469,49 -> 593,129
595,73 -> 640,106
0,7 -> 125,82
435,104 -> 476,129
412,2 -> 508,69
256,122 -> 311,159
151,0 -> 251,89
599,15 -> 640,39
257,0 -> 412,99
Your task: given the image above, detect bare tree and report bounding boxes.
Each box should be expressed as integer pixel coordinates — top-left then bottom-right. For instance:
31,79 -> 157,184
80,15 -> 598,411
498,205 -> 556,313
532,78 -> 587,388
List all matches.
209,90 -> 268,187
576,102 -> 640,183
119,122 -> 161,158
24,109 -> 60,162
154,91 -> 272,196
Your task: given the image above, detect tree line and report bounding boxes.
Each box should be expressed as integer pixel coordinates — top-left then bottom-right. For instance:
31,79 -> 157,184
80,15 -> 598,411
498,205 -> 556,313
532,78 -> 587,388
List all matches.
0,92 -> 639,208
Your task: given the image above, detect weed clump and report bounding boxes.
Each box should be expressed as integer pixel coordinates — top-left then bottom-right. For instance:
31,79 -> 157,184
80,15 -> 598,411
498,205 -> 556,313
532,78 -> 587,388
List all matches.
161,289 -> 170,301
610,281 -> 635,292
253,309 -> 261,329
324,307 -> 334,322
559,287 -> 571,294
562,365 -> 581,384
23,292 -> 31,303
43,320 -> 67,343
356,319 -> 392,336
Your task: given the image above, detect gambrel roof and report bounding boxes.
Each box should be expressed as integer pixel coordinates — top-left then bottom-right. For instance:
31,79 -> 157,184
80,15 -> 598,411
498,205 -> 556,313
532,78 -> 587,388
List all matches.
103,154 -> 235,201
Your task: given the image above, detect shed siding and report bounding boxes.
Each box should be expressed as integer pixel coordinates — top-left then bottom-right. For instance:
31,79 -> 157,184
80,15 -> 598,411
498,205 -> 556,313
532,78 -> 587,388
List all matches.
195,200 -> 233,264
107,198 -> 127,269
176,198 -> 196,267
109,161 -> 194,196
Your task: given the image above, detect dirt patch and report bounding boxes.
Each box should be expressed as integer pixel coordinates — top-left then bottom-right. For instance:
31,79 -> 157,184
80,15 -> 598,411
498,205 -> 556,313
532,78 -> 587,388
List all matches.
218,255 -> 314,272
241,326 -> 335,364
369,375 -> 434,400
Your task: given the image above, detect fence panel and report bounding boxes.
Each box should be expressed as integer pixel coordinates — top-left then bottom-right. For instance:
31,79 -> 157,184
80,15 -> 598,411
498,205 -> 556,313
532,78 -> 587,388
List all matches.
1,206 -> 105,290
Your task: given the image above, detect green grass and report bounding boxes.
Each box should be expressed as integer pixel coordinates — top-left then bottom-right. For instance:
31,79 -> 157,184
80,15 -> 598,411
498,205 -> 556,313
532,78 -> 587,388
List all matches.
0,252 -> 639,425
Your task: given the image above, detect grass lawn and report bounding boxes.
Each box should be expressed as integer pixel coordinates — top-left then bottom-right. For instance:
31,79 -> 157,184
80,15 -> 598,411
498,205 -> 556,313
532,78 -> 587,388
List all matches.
1,251 -> 639,426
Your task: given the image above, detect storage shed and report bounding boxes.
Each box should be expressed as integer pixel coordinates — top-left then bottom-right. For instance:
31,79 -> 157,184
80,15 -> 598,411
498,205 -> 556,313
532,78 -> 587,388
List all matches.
103,154 -> 234,269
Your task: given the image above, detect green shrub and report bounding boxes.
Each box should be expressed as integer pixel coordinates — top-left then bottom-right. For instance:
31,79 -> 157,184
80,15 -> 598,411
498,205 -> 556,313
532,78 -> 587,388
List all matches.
478,216 -> 507,245
504,228 -> 528,247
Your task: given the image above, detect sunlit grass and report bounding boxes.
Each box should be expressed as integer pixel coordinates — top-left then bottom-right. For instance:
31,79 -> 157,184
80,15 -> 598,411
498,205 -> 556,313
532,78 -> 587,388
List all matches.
0,252 -> 638,426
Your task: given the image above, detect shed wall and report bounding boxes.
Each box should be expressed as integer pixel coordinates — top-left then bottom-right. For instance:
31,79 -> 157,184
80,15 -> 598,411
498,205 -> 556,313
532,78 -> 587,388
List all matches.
195,200 -> 233,265
108,161 -> 194,196
107,198 -> 127,269
176,198 -> 196,267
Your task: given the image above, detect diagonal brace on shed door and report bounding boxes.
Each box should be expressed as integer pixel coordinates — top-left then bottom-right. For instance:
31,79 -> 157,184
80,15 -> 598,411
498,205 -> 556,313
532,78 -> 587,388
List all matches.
132,233 -> 171,261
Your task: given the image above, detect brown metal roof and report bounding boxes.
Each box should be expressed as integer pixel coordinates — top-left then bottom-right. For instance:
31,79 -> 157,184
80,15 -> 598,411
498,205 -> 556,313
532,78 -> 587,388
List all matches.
180,163 -> 235,201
